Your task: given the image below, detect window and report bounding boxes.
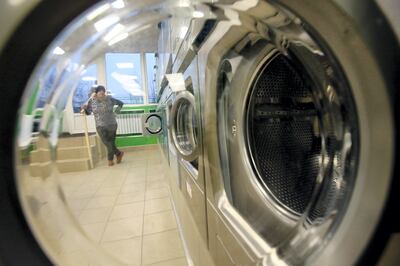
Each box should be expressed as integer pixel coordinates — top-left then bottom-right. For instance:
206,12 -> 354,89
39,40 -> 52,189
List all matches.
72,64 -> 97,113
105,53 -> 143,104
146,53 -> 157,103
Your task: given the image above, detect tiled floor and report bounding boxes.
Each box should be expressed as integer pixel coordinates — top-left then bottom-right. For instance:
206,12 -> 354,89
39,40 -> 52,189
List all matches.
58,148 -> 188,266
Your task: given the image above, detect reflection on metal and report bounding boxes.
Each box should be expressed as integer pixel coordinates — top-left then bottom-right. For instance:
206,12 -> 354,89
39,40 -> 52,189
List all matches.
81,113 -> 94,169
198,0 -> 393,265
14,1 -> 182,265
116,111 -> 144,135
142,113 -> 162,135
12,0 -> 395,265
170,90 -> 198,162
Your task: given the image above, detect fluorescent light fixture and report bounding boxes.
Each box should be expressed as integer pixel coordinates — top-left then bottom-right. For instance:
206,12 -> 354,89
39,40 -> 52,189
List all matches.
193,11 -> 204,18
165,73 -> 185,92
82,76 -> 97,81
53,47 -> 65,55
108,33 -> 129,46
86,3 -> 110,21
8,0 -> 24,6
179,26 -> 189,39
102,23 -> 125,42
178,0 -> 190,7
116,63 -> 134,69
94,15 -> 120,32
112,0 -> 125,9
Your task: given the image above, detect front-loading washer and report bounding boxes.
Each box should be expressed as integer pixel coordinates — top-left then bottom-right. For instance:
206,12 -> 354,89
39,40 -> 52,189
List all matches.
169,56 -> 210,265
197,0 -> 399,265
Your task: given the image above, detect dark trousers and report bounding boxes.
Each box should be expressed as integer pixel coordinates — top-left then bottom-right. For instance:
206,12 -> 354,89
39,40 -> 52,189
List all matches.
97,124 -> 121,161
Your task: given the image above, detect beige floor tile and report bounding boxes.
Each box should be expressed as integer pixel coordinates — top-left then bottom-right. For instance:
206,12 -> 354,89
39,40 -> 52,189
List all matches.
107,170 -> 129,178
59,177 -> 85,187
85,195 -> 117,209
147,173 -> 165,182
116,192 -> 145,205
143,211 -> 177,235
121,182 -> 146,194
79,207 -> 112,225
80,182 -> 103,190
101,237 -> 142,266
126,168 -> 146,177
102,217 -> 143,242
125,175 -> 146,184
146,165 -> 165,176
146,257 -> 188,266
71,187 -> 98,199
58,229 -> 97,254
66,197 -> 91,211
61,185 -> 79,197
84,175 -> 107,184
101,178 -> 125,188
145,188 -> 170,200
58,249 -> 91,266
147,158 -> 162,166
146,180 -> 168,190
144,197 -> 172,215
86,171 -> 109,178
60,247 -> 119,266
94,186 -> 122,196
81,222 -> 106,243
127,160 -> 147,168
88,169 -> 113,177
109,202 -> 144,221
142,230 -> 185,265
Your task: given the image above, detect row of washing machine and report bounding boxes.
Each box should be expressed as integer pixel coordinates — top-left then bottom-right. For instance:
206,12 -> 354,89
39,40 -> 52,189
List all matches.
144,1 -> 400,265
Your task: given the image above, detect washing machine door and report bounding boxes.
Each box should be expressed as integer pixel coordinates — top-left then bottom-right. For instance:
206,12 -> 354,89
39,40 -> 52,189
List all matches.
199,1 -> 399,265
141,112 -> 163,136
0,1 -> 190,265
170,90 -> 198,162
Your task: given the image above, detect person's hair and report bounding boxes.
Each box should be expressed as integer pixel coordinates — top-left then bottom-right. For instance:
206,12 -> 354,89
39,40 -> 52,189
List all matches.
95,85 -> 106,93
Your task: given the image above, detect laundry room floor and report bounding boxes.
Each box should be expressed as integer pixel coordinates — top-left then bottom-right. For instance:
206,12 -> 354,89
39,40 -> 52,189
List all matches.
57,147 -> 189,266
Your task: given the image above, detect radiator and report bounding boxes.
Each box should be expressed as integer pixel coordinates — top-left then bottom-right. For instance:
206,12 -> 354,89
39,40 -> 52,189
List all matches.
116,111 -> 144,135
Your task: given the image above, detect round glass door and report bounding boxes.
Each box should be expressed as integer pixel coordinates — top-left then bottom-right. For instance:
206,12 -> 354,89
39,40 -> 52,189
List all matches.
170,91 -> 198,161
145,114 -> 162,134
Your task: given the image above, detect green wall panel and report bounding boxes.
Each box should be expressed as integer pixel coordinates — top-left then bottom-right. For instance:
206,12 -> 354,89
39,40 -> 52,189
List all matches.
116,135 -> 158,147
115,104 -> 158,147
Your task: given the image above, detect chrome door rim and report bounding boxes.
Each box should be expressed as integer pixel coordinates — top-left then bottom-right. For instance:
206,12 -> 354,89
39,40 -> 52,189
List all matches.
144,114 -> 162,134
202,1 -> 394,265
170,90 -> 199,162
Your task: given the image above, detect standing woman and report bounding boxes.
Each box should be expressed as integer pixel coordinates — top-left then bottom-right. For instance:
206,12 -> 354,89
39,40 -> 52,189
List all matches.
82,85 -> 124,166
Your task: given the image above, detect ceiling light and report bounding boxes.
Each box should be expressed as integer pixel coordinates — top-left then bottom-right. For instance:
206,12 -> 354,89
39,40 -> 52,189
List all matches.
86,4 -> 111,21
178,0 -> 190,7
53,47 -> 65,55
8,0 -> 24,6
81,76 -> 97,81
108,33 -> 129,46
103,23 -> 125,42
111,0 -> 125,9
116,63 -> 134,69
193,11 -> 204,18
94,15 -> 120,32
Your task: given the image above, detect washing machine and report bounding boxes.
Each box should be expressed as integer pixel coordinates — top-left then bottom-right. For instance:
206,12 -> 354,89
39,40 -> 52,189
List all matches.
197,0 -> 400,265
169,56 -> 210,265
0,0 -> 399,265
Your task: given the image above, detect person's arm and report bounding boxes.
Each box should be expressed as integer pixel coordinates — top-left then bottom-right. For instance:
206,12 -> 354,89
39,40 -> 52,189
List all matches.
111,97 -> 123,113
81,97 -> 93,114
